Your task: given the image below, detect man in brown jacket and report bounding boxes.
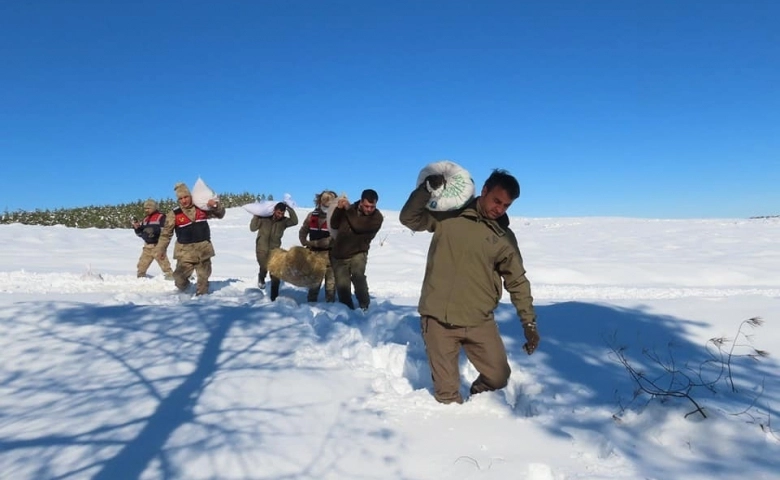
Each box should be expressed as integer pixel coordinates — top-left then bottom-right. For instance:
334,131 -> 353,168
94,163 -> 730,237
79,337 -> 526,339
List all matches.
299,190 -> 337,302
155,182 -> 226,296
330,189 -> 384,311
250,202 -> 298,300
399,169 -> 540,404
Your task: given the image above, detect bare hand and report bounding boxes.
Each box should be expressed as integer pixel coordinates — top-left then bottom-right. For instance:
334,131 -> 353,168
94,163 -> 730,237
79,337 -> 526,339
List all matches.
337,197 -> 349,209
207,198 -> 219,208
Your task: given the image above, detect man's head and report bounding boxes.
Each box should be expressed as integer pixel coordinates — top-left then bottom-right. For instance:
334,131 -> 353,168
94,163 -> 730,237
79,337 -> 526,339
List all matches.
174,183 -> 193,208
273,202 -> 287,220
478,169 -> 520,220
359,189 -> 379,215
143,199 -> 158,215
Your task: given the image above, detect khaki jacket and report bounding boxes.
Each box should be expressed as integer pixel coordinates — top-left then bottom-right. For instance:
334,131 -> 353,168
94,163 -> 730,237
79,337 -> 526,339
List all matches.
330,202 -> 384,260
399,185 -> 535,327
156,204 -> 226,262
250,208 -> 299,253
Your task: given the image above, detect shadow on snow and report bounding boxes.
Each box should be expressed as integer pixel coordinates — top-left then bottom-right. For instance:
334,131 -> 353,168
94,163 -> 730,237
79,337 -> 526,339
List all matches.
0,298 -> 777,479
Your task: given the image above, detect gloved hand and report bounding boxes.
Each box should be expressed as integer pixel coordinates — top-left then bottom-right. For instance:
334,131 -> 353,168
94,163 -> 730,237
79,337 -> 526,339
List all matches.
522,321 -> 540,355
425,174 -> 446,193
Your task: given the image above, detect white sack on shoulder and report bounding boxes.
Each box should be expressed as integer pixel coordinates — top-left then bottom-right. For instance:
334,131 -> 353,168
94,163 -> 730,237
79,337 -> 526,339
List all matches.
283,193 -> 297,208
192,177 -> 219,210
243,200 -> 277,217
416,161 -> 475,211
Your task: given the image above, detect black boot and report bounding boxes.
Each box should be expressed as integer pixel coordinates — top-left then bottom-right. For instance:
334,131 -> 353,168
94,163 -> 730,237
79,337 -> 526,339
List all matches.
258,272 -> 265,289
270,277 -> 280,301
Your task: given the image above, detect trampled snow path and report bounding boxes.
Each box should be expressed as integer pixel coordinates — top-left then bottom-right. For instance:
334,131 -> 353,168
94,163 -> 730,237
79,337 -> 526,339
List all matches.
2,271 -> 778,300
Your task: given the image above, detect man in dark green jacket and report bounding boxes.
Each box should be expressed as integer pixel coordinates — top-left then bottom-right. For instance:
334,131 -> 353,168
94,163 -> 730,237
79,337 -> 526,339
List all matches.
399,169 -> 539,404
250,202 -> 298,300
330,189 -> 384,311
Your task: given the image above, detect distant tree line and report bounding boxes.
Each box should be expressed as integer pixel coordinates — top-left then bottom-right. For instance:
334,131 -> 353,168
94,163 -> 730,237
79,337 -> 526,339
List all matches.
0,192 -> 274,229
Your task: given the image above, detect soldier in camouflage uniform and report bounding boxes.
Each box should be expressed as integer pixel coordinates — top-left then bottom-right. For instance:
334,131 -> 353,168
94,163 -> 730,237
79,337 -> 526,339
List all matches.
132,198 -> 174,279
155,183 -> 225,296
299,190 -> 337,302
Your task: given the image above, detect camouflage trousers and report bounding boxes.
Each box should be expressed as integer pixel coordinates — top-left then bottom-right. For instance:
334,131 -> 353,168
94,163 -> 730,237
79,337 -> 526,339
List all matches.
173,258 -> 212,295
307,249 -> 335,303
331,251 -> 369,310
420,317 -> 511,404
137,244 -> 173,277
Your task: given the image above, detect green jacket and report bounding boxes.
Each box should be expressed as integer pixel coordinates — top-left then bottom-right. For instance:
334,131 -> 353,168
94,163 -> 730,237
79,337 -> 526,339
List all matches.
250,208 -> 299,253
330,201 -> 384,260
399,185 -> 536,327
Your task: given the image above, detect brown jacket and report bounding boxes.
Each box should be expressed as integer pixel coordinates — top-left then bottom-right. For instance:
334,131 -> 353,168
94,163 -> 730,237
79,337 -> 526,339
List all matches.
156,203 -> 226,262
330,201 -> 384,260
250,208 -> 299,253
399,185 -> 535,327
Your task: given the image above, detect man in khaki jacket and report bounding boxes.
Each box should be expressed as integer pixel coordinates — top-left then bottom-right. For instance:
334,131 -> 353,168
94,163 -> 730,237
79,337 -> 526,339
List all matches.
250,202 -> 298,300
155,182 -> 226,296
399,169 -> 540,404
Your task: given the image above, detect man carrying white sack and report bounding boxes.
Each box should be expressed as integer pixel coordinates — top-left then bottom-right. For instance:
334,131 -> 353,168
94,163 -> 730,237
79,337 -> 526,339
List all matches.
250,201 -> 298,300
155,182 -> 225,296
399,168 -> 539,404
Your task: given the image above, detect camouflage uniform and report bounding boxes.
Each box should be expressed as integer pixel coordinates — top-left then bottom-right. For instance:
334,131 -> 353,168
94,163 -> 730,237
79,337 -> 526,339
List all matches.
299,206 -> 336,302
134,200 -> 173,278
156,185 -> 226,295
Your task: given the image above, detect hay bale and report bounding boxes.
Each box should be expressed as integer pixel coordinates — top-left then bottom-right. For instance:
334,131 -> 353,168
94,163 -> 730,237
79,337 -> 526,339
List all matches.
268,246 -> 327,288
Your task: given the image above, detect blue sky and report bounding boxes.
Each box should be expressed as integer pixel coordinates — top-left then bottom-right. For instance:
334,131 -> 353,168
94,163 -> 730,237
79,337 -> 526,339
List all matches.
1,0 -> 778,218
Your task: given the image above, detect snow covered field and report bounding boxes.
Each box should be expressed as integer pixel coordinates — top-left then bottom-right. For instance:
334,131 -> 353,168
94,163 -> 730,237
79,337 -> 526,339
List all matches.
1,208 -> 778,479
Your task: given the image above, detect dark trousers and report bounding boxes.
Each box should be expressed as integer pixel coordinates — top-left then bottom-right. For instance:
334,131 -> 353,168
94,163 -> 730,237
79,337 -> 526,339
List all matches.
331,252 -> 369,310
420,316 -> 511,404
256,249 -> 270,281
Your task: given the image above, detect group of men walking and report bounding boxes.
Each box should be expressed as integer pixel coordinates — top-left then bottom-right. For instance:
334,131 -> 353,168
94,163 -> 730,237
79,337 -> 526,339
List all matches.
133,169 -> 540,404
133,184 -> 384,310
